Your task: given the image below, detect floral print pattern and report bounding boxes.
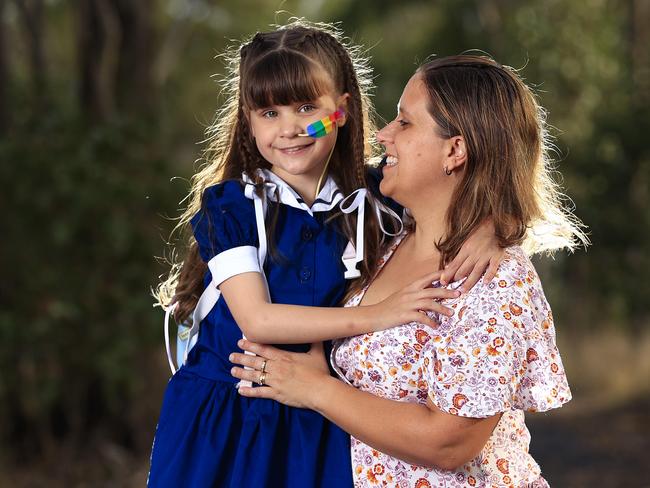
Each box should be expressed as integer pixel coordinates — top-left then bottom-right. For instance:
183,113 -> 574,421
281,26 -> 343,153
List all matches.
332,233 -> 569,487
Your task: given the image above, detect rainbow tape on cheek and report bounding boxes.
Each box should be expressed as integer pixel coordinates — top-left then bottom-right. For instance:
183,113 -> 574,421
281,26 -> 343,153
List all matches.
298,109 -> 345,138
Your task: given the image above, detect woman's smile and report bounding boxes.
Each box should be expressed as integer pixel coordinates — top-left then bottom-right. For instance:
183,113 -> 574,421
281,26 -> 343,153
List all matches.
384,154 -> 399,167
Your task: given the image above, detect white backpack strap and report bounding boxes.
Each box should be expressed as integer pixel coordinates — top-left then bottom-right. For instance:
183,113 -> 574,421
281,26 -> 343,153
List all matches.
166,176 -> 272,381
183,282 -> 220,362
164,302 -> 179,374
179,179 -> 271,384
165,245 -> 264,374
238,184 -> 271,387
185,246 -> 264,358
253,191 -> 268,268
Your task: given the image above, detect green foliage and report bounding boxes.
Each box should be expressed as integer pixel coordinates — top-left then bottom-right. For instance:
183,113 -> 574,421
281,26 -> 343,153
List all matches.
1,0 -> 648,472
0,102 -> 184,456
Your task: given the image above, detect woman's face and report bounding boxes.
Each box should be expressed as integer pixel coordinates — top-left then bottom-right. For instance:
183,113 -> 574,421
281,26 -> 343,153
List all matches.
377,74 -> 450,207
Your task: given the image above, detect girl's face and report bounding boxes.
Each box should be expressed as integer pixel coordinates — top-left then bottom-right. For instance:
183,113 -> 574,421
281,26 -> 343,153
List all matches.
376,74 -> 451,207
249,91 -> 348,186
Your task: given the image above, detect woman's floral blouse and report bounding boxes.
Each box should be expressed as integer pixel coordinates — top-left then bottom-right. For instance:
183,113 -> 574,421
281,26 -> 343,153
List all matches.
332,232 -> 570,487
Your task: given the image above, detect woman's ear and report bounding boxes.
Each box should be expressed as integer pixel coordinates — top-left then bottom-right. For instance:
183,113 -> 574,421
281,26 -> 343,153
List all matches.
446,135 -> 467,171
336,93 -> 351,127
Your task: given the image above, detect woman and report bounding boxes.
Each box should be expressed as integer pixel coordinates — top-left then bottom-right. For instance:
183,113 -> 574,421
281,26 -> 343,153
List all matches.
230,55 -> 586,487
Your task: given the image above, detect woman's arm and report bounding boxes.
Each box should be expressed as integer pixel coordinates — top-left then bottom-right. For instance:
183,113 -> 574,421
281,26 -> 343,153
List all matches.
312,377 -> 499,470
230,340 -> 500,470
220,271 -> 458,344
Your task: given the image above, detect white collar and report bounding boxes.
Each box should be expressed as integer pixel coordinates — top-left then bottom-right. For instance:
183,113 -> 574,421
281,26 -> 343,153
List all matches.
242,169 -> 344,216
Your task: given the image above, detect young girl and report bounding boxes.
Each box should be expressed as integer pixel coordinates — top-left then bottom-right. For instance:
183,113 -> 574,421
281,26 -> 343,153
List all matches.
148,24 -> 502,487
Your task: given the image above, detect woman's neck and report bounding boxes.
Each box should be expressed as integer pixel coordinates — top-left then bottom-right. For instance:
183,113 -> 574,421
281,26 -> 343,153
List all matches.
406,187 -> 453,260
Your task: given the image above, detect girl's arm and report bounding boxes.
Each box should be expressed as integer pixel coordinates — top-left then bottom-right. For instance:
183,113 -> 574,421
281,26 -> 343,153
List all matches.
230,340 -> 500,470
221,218 -> 505,344
219,271 -> 459,344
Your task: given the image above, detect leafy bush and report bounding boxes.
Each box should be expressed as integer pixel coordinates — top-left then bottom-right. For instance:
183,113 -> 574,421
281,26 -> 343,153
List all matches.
0,107 -> 184,459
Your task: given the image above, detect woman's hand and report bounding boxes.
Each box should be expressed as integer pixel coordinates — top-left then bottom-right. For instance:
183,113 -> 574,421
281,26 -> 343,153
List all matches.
230,339 -> 331,409
368,271 -> 460,330
440,219 -> 505,292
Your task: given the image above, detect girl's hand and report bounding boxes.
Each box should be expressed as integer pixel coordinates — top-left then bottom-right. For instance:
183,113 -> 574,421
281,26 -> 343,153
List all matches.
440,219 -> 505,292
368,271 -> 461,330
230,339 -> 329,409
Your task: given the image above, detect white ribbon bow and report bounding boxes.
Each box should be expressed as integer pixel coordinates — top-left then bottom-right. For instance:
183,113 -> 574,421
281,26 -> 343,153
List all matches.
339,189 -> 404,279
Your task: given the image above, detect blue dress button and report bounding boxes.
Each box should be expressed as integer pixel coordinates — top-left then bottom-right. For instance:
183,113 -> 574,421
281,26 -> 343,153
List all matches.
300,267 -> 312,281
302,228 -> 313,241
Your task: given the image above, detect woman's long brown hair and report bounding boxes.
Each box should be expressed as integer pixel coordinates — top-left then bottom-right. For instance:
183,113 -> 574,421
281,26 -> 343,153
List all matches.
416,55 -> 588,267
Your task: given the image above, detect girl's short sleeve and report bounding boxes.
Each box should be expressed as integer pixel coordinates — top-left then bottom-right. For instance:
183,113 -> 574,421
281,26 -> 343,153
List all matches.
190,180 -> 261,287
422,247 -> 571,418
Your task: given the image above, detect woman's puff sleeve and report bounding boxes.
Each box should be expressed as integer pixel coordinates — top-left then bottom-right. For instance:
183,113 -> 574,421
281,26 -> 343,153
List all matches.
190,181 -> 261,288
422,247 -> 571,418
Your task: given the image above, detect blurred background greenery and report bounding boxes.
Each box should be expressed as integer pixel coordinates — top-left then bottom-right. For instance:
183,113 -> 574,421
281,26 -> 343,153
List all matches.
1,0 -> 649,486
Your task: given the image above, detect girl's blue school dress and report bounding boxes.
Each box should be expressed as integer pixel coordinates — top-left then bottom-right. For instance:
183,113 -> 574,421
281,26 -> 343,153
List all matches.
148,168 -> 376,487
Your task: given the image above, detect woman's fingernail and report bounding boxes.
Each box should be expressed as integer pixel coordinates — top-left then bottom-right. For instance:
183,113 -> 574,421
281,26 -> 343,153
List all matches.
238,339 -> 244,347
229,353 -> 234,361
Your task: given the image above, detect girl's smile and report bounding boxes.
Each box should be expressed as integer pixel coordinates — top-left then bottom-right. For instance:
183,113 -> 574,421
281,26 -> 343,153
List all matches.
274,141 -> 315,155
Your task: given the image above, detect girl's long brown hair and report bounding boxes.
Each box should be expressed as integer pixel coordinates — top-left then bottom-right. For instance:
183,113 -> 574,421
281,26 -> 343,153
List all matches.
154,20 -> 383,322
416,55 -> 588,266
